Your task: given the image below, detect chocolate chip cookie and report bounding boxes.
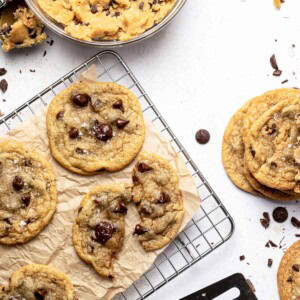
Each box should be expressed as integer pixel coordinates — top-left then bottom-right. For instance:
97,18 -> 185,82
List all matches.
73,184 -> 131,278
0,140 -> 57,245
0,264 -> 76,300
278,241 -> 300,300
246,96 -> 300,193
132,151 -> 184,251
37,0 -> 176,42
47,82 -> 145,175
0,0 -> 46,52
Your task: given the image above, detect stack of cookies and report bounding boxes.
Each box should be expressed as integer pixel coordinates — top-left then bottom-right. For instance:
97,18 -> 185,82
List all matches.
222,88 -> 300,201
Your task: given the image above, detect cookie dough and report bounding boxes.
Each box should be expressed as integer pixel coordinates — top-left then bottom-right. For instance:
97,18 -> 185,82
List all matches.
0,0 -> 46,52
37,0 -> 176,42
132,151 -> 184,251
46,81 -> 145,175
73,184 -> 131,278
278,241 -> 300,300
0,264 -> 76,300
246,97 -> 300,193
0,140 -> 57,245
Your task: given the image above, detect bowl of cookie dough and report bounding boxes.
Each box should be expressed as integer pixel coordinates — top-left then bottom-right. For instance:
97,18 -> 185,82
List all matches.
24,0 -> 187,47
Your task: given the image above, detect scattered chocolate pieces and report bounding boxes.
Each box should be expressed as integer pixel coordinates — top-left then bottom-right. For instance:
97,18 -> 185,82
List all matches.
281,79 -> 288,84
30,69 -> 35,73
260,212 -> 270,229
240,255 -> 245,261
0,79 -> 8,93
43,50 -> 47,57
287,276 -> 293,283
291,217 -> 300,228
296,234 -> 300,238
273,69 -> 282,76
270,54 -> 279,70
195,129 -> 210,144
268,259 -> 273,267
272,207 -> 288,223
265,240 -> 278,248
0,68 -> 7,76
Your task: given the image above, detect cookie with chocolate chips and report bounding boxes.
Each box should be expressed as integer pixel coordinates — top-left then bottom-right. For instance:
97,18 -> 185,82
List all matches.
132,151 -> 184,251
0,140 -> 57,245
46,81 -> 145,175
278,241 -> 300,299
0,264 -> 76,300
246,96 -> 300,193
73,184 -> 131,278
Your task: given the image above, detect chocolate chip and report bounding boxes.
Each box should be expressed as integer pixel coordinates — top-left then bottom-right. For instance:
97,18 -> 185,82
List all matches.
0,79 -> 8,93
34,289 -> 47,300
270,54 -> 279,70
72,94 -> 90,107
21,194 -> 31,207
268,259 -> 273,267
93,121 -> 113,142
240,255 -> 245,261
114,11 -> 121,17
0,68 -> 7,76
94,222 -> 115,244
139,2 -> 144,9
137,163 -> 153,173
115,119 -> 130,129
263,212 -> 270,221
69,127 -> 80,139
292,264 -> 300,272
282,79 -> 289,84
287,276 -> 293,283
12,176 -> 24,191
56,111 -> 64,120
270,162 -> 277,168
268,240 -> 278,248
112,100 -> 125,112
260,218 -> 270,229
3,218 -> 12,225
91,4 -> 98,13
272,207 -> 288,223
75,148 -> 84,154
132,175 -> 139,184
291,217 -> 300,228
250,148 -> 256,157
195,129 -> 210,144
273,69 -> 282,76
157,192 -> 170,204
134,224 -> 148,235
140,205 -> 152,215
113,202 -> 128,214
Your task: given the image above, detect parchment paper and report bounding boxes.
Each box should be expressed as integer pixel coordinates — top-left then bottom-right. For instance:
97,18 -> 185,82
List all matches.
0,67 -> 200,300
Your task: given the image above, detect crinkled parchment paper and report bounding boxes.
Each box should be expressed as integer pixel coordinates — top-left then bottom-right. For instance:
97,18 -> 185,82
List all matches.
0,66 -> 200,300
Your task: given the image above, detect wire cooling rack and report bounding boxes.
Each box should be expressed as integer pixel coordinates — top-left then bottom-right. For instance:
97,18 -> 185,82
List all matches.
0,50 -> 235,300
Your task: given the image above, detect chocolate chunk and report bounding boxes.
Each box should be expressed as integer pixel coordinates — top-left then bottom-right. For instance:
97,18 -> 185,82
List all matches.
134,224 -> 148,235
268,259 -> 273,267
272,207 -> 288,223
270,54 -> 279,70
296,234 -> 300,237
0,79 -> 8,93
114,12 -> 121,17
287,276 -> 293,283
240,255 -> 245,261
113,100 -> 124,112
34,289 -> 47,300
291,217 -> 300,228
75,148 -> 84,154
270,162 -> 277,168
69,127 -> 80,139
91,4 -> 98,13
12,176 -> 24,191
250,148 -> 256,157
273,69 -> 282,76
94,222 -> 115,244
263,212 -> 270,221
72,94 -> 90,107
157,192 -> 170,204
139,2 -> 144,9
0,68 -> 7,76
195,129 -> 210,144
113,202 -> 128,214
292,264 -> 300,272
56,111 -> 64,120
260,218 -> 270,229
3,218 -> 12,225
93,121 -> 113,142
268,240 -> 278,248
115,119 -> 129,129
282,79 -> 288,84
137,163 -> 152,173
132,175 -> 139,184
140,205 -> 152,215
21,194 -> 31,207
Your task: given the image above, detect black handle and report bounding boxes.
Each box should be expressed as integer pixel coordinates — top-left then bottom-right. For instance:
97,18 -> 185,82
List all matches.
180,273 -> 258,300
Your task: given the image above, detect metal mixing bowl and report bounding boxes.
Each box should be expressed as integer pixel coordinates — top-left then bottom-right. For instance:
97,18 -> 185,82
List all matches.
24,0 -> 187,47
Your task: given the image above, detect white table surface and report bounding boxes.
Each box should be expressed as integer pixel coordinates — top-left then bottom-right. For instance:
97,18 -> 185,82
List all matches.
1,0 -> 300,299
